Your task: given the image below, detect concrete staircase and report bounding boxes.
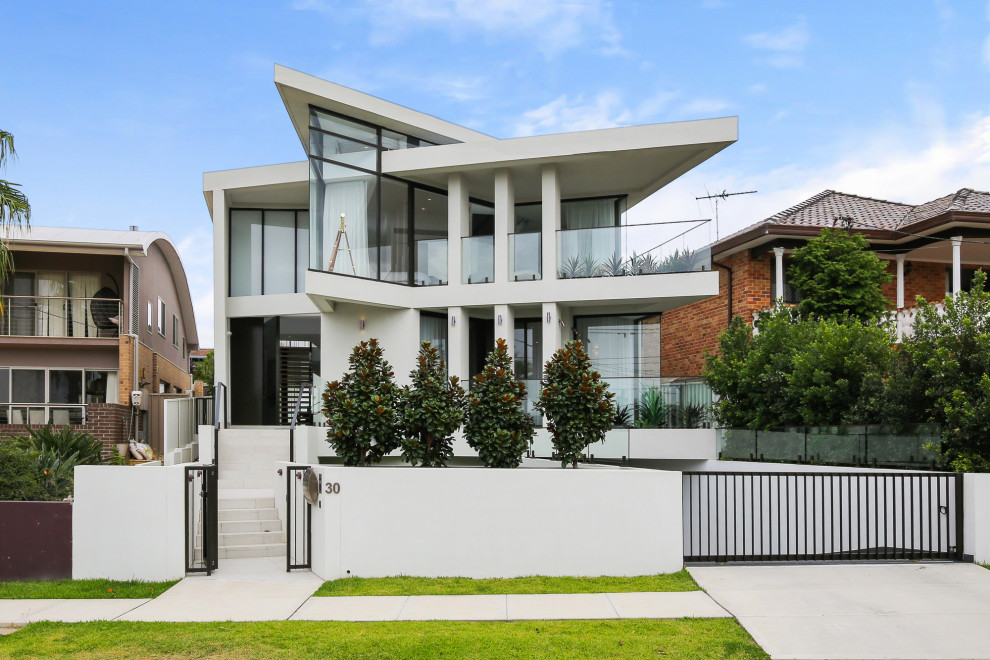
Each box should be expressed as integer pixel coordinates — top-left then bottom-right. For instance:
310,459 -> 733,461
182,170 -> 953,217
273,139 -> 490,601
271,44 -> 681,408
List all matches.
215,427 -> 290,559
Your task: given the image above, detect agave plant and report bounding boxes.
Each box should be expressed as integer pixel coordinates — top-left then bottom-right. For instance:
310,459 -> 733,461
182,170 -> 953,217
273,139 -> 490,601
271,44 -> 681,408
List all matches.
612,404 -> 633,428
669,403 -> 710,429
596,254 -> 628,277
658,248 -> 703,273
635,387 -> 669,428
558,255 -> 583,279
629,252 -> 661,275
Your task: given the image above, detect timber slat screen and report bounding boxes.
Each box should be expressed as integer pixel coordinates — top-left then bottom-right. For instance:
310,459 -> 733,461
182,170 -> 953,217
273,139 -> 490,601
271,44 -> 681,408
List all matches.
683,471 -> 963,562
278,344 -> 312,426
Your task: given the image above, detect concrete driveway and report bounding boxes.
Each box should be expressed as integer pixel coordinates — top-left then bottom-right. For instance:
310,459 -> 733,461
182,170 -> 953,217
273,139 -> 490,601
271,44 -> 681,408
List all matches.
689,563 -> 990,660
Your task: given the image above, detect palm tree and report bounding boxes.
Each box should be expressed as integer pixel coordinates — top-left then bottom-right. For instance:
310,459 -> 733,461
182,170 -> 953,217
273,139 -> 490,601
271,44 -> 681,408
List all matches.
0,130 -> 31,305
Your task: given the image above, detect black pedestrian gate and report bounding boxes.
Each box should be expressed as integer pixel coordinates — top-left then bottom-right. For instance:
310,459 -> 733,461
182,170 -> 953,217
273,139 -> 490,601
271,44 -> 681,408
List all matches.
683,471 -> 964,562
286,465 -> 313,572
185,464 -> 218,574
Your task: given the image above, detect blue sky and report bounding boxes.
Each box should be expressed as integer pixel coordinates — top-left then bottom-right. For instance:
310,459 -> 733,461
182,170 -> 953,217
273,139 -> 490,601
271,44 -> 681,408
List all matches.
4,0 -> 990,346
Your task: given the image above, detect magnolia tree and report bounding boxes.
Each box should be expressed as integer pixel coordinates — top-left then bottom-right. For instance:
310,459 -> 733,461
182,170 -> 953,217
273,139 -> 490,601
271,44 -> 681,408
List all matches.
536,340 -> 616,468
321,338 -> 400,466
398,342 -> 467,467
464,338 -> 534,468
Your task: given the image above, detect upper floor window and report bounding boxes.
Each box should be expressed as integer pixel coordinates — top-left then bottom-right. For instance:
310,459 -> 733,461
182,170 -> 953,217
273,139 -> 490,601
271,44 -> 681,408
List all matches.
229,209 -> 309,297
147,301 -> 152,334
172,314 -> 179,348
157,298 -> 166,336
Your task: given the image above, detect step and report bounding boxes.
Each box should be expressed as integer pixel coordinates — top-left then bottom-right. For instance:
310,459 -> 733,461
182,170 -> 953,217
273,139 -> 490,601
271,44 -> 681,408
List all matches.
220,519 -> 282,534
217,497 -> 276,511
217,508 -> 279,522
218,543 -> 285,559
219,530 -> 286,547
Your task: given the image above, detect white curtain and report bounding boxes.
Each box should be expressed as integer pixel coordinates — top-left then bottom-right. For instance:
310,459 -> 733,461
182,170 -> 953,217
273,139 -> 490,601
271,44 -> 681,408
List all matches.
321,178 -> 373,278
37,272 -> 67,337
69,272 -> 101,337
560,200 -> 620,273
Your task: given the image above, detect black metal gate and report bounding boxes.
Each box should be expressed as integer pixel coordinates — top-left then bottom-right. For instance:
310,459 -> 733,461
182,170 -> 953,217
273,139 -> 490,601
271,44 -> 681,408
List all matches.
286,465 -> 313,572
683,471 -> 964,562
185,464 -> 218,574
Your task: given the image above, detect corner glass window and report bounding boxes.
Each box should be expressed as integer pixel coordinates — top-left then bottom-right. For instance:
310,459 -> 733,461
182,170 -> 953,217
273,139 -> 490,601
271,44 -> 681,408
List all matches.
12,369 -> 46,403
310,131 -> 377,171
310,108 -> 378,145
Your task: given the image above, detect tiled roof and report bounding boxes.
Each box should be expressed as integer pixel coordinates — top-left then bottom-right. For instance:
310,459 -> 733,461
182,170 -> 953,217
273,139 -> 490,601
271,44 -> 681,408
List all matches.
900,188 -> 990,226
189,349 -> 213,357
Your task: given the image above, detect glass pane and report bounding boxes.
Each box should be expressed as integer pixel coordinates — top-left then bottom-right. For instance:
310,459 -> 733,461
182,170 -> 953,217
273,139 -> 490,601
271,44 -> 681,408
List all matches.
50,370 -> 83,404
68,272 -> 101,337
263,210 -> 296,295
37,272 -> 67,337
0,406 -> 8,424
419,314 -> 448,364
230,209 -> 263,296
470,201 -> 495,236
557,221 -> 711,278
309,108 -> 378,145
85,371 -> 109,404
382,129 -> 436,150
575,315 -> 661,380
0,368 -> 7,402
414,239 -> 447,286
413,188 -> 447,285
309,159 -> 379,279
296,211 -> 309,292
514,203 -> 541,233
561,198 -> 619,230
513,320 -> 542,380
310,131 -> 378,170
509,233 -> 541,280
28,407 -> 46,425
379,178 -> 410,283
12,369 -> 45,403
462,236 -> 494,284
49,407 -> 84,425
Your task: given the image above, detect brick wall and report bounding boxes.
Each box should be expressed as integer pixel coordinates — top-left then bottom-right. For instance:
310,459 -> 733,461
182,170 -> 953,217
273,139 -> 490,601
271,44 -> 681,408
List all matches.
0,402 -> 130,458
117,336 -> 193,399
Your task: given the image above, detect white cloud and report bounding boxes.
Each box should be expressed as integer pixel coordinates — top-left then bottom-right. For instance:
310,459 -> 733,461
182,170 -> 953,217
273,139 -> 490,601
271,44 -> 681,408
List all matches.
747,83 -> 768,94
630,107 -> 990,245
742,18 -> 810,68
512,88 -> 681,136
174,227 -> 215,348
299,0 -> 623,58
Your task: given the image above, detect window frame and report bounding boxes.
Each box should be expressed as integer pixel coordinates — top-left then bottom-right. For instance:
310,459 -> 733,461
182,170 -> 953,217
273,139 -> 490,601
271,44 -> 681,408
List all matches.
157,297 -> 166,337
147,301 -> 153,334
172,314 -> 179,348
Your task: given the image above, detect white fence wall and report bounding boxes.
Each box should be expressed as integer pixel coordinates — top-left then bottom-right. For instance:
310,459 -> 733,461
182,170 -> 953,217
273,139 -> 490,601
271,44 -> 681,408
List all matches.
304,465 -> 683,580
964,473 -> 990,563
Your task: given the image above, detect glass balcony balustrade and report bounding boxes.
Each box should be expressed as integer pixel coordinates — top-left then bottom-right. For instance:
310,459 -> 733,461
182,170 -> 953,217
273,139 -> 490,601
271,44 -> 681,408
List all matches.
462,235 -> 494,284
413,238 -> 448,286
556,220 -> 712,279
509,232 -> 541,281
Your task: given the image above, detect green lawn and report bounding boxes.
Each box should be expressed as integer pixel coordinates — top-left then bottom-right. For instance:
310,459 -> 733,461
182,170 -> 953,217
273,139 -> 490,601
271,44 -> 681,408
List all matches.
0,579 -> 179,600
0,619 -> 768,659
315,571 -> 699,597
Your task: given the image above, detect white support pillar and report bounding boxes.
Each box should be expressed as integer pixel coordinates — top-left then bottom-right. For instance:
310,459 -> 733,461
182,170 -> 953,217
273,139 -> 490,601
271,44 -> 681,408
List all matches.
494,169 -> 513,284
772,247 -> 785,303
448,174 -> 469,286
541,302 -> 563,368
448,306 -> 470,383
211,188 -> 229,391
541,165 -> 560,281
895,254 -> 906,309
495,304 -> 514,359
951,236 -> 963,296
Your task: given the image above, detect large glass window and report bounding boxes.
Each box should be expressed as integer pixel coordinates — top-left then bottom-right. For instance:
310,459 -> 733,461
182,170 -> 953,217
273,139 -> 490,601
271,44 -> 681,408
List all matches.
380,177 -> 410,283
49,370 -> 83,404
419,312 -> 448,364
413,187 -> 448,286
1,368 -> 114,425
561,196 -> 625,230
574,315 -> 661,415
514,318 -> 543,425
310,161 -> 379,279
12,369 -> 45,403
230,209 -> 309,297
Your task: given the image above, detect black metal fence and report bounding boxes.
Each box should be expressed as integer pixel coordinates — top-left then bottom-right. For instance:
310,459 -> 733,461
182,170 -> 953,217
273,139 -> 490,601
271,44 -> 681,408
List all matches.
683,471 -> 963,562
185,465 -> 218,574
286,465 -> 313,572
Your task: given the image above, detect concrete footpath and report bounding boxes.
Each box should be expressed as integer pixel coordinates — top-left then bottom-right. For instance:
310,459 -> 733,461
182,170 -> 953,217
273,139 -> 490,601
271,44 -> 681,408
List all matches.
0,557 -> 729,626
689,562 -> 990,660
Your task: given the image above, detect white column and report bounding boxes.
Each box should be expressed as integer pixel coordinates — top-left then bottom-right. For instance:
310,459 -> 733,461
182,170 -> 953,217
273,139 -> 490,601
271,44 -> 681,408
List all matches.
772,247 -> 785,303
895,254 -> 906,309
541,302 -> 563,369
448,174 -> 469,286
495,304 -> 514,360
211,188 -> 229,391
541,165 -> 560,281
494,169 -> 513,283
448,306 -> 470,383
951,236 -> 963,296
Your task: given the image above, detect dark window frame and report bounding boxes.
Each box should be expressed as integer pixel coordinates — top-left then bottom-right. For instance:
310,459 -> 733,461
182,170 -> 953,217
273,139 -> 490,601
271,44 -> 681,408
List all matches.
228,208 -> 309,297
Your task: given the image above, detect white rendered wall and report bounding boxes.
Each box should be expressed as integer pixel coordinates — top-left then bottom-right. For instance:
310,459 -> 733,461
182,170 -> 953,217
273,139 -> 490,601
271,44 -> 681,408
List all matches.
320,303 -> 420,387
628,429 -> 717,460
308,465 -> 683,580
73,466 -> 186,581
964,473 -> 990,563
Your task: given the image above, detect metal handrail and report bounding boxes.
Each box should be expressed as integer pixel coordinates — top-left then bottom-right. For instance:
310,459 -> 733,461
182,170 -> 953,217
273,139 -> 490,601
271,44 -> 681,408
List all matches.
288,384 -> 311,463
212,382 -> 228,472
0,296 -> 123,339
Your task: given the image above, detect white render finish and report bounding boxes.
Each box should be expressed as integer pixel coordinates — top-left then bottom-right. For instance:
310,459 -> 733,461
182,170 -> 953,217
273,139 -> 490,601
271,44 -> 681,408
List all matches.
952,235 -> 963,295
772,246 -> 785,302
494,169 -> 513,283
896,253 -> 906,308
306,464 -> 684,579
964,473 -> 990,564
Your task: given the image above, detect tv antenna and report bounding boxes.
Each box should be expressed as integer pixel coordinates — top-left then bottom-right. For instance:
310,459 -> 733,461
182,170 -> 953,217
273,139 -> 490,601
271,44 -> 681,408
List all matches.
696,189 -> 757,240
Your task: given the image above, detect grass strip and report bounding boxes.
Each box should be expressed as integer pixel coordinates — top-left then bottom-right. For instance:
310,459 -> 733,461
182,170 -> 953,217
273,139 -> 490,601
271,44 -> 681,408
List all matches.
315,570 -> 699,597
0,619 -> 767,659
0,579 -> 179,600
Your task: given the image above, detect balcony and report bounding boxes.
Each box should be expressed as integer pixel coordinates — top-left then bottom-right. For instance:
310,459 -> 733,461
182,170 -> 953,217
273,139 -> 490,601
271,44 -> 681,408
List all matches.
556,220 -> 711,279
462,235 -> 494,284
509,232 -> 541,281
413,238 -> 448,286
0,296 -> 122,339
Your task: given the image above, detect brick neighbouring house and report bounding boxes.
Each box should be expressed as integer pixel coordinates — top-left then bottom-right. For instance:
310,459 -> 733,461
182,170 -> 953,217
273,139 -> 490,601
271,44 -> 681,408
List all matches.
661,188 -> 990,379
0,226 -> 200,457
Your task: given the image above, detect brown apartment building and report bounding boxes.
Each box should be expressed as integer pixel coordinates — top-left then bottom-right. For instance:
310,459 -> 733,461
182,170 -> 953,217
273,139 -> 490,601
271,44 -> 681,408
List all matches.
660,188 -> 990,379
0,226 -> 199,452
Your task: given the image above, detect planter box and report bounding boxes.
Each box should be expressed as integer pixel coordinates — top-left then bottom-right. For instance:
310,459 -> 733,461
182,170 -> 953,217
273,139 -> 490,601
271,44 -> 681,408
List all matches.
0,501 -> 72,580
628,428 -> 717,460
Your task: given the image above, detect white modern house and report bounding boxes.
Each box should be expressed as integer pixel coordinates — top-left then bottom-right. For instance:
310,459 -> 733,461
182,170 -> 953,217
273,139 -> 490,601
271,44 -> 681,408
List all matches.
205,65 -> 736,436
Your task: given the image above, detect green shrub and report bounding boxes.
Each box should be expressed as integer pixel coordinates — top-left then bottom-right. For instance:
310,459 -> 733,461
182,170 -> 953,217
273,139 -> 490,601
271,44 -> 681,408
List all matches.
398,342 -> 467,467
16,426 -> 110,499
464,338 -> 534,468
321,338 -> 401,467
635,387 -> 668,428
0,442 -> 47,501
536,340 -> 616,468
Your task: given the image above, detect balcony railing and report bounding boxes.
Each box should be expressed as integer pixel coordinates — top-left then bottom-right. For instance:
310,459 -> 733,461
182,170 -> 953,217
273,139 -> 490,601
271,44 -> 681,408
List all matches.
509,232 -> 541,281
752,302 -> 946,342
462,235 -> 494,284
413,238 -> 448,286
557,220 -> 711,279
0,296 -> 122,338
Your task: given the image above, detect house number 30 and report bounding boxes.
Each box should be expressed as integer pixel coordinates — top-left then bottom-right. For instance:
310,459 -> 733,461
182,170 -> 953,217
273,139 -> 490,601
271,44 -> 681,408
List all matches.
324,482 -> 341,495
